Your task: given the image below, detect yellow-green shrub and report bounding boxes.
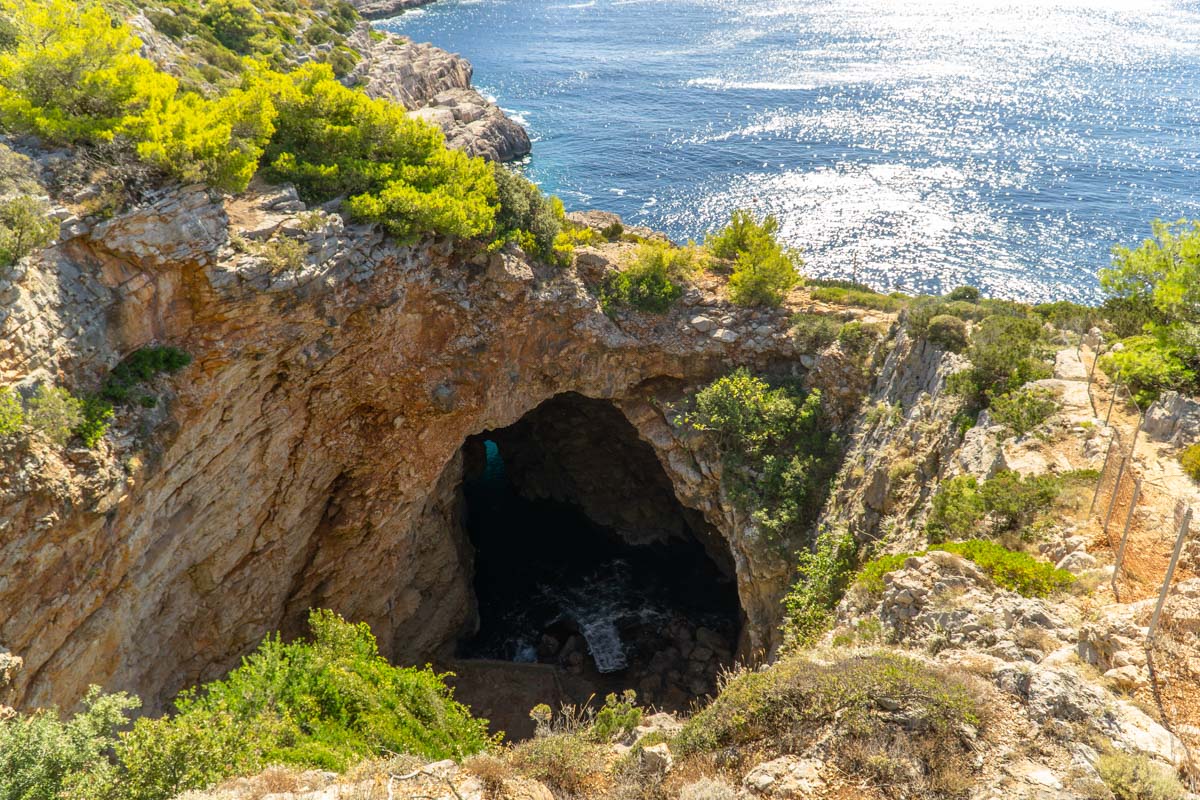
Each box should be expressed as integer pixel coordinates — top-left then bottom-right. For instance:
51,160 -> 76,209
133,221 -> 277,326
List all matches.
729,238 -> 801,307
1180,443 -> 1200,482
0,0 -> 174,143
127,80 -> 277,193
0,387 -> 21,436
263,64 -> 496,240
600,241 -> 697,312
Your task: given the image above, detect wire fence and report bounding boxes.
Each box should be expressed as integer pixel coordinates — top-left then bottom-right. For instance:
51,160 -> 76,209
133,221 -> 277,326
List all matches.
1078,340 -> 1199,783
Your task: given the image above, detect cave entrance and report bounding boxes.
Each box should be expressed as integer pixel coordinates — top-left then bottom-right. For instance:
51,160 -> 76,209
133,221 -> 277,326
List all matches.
451,393 -> 740,735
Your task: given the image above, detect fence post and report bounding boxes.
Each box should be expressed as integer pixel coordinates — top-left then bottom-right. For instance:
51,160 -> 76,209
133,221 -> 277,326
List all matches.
1089,433 -> 1118,517
1102,455 -> 1129,533
1148,507 -> 1192,643
1105,381 -> 1121,426
1111,478 -> 1141,602
1129,410 -> 1144,457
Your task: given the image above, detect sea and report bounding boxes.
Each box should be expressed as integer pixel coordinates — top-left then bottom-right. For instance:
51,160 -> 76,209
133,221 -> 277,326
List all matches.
383,0 -> 1200,302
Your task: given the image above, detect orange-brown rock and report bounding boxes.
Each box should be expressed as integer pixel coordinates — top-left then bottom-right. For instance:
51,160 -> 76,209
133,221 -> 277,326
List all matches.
0,184 -> 871,712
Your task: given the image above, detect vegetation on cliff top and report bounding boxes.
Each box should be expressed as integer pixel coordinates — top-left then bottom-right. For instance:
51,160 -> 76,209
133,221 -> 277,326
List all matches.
0,610 -> 492,800
675,650 -> 985,797
0,0 -> 496,238
854,539 -> 1076,599
707,210 -> 803,307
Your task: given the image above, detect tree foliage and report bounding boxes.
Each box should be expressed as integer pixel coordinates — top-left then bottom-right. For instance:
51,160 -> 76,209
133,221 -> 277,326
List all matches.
0,611 -> 494,800
0,195 -> 55,272
0,0 -> 173,143
491,164 -> 564,262
1099,219 -> 1200,402
0,0 -> 498,240
686,369 -> 839,541
705,210 -> 802,307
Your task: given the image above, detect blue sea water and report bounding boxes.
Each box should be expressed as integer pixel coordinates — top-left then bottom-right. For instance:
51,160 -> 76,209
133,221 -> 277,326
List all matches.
384,0 -> 1200,302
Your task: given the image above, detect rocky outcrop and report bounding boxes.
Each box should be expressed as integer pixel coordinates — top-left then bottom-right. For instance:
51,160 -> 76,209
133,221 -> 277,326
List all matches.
0,188 -> 858,713
352,32 -> 532,163
815,325 -> 967,551
351,0 -> 434,21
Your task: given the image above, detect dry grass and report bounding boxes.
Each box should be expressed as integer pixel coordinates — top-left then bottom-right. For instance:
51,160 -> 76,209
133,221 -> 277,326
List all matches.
464,754 -> 515,797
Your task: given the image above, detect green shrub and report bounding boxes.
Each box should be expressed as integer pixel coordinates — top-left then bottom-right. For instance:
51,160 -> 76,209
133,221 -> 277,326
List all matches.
946,285 -> 980,302
836,320 -> 877,356
81,610 -> 495,800
600,241 -> 696,313
589,691 -> 642,743
782,526 -> 857,647
790,312 -> 841,352
685,368 -> 839,541
988,386 -> 1057,436
947,314 -> 1051,408
600,220 -> 623,240
25,385 -> 82,446
265,63 -> 496,241
925,475 -> 986,542
704,209 -> 802,307
855,552 -> 918,595
1101,333 -> 1195,406
202,0 -> 273,55
705,208 -> 780,260
728,237 -> 801,307
492,164 -> 564,263
926,314 -> 969,353
674,652 -> 982,795
0,686 -> 139,800
926,470 -> 1061,541
1101,219 -> 1200,331
0,611 -> 490,800
1095,751 -> 1185,800
856,540 -> 1074,599
1180,443 -> 1200,482
101,346 -> 191,404
76,396 -> 114,448
0,386 -> 22,436
977,470 -> 1059,531
0,196 -> 56,273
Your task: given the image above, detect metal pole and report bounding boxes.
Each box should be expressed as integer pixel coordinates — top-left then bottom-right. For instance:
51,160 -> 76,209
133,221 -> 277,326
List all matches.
1103,455 -> 1129,534
1105,381 -> 1120,426
1130,411 -> 1143,457
1148,507 -> 1192,643
1111,478 -> 1141,601
1089,433 -> 1118,518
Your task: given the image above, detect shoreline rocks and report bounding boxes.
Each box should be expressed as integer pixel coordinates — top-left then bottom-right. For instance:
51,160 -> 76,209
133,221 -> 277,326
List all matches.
350,29 -> 532,163
351,0 -> 436,21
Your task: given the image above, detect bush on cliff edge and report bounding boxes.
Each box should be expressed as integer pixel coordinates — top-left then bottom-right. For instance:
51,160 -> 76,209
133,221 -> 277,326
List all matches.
0,610 -> 494,800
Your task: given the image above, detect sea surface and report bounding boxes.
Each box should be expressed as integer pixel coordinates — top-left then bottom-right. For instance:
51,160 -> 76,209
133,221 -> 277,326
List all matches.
384,0 -> 1200,302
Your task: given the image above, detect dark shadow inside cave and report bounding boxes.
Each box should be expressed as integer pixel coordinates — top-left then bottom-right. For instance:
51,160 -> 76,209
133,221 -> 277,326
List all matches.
452,394 -> 741,730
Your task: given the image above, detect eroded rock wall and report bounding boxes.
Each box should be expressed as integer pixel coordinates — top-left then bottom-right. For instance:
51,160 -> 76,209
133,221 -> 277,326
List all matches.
0,185 -> 864,711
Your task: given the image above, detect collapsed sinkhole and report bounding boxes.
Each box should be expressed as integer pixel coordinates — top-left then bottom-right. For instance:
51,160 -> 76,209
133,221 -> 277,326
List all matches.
455,393 -> 741,716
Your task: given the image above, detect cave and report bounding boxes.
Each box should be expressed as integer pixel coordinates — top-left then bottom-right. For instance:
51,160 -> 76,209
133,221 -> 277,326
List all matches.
446,394 -> 741,737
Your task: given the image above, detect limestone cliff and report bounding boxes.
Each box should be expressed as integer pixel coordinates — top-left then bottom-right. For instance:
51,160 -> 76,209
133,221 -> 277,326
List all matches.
0,177 -> 871,713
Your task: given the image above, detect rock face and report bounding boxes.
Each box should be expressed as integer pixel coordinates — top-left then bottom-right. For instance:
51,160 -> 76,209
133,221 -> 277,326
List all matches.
352,32 -> 532,163
0,188 -> 866,713
351,0 -> 434,21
